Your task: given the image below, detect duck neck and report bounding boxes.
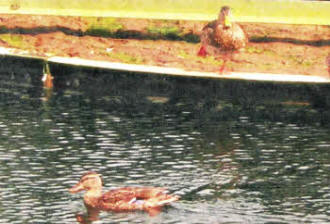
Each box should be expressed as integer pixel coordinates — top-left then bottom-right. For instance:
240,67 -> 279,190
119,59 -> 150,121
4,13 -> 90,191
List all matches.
84,187 -> 103,208
217,16 -> 224,26
217,11 -> 232,28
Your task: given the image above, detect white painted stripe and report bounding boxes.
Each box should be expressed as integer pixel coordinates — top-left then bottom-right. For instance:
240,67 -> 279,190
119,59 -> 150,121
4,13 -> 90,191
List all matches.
0,47 -> 329,84
48,56 -> 330,84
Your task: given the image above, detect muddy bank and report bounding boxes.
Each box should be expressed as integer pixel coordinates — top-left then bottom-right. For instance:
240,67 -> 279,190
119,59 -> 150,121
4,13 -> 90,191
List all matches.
0,14 -> 329,77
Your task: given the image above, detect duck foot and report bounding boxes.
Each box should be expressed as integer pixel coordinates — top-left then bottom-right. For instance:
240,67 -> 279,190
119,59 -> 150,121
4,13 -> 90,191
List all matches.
146,207 -> 162,216
219,69 -> 231,75
219,66 -> 231,75
197,45 -> 207,57
218,58 -> 231,75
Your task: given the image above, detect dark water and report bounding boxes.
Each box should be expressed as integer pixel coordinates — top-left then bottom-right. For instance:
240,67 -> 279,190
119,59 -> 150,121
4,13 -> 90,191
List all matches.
0,57 -> 329,223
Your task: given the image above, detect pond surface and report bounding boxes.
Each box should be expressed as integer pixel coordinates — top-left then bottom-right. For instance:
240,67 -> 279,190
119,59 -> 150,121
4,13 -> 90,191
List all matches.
0,59 -> 329,223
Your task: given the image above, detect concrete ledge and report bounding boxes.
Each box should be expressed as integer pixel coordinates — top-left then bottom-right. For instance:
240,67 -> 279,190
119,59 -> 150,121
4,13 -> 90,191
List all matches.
1,47 -> 329,84
48,56 -> 330,84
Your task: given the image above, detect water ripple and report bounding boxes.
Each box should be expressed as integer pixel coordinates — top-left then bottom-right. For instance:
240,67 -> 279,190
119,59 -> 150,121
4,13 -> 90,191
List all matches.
0,74 -> 330,223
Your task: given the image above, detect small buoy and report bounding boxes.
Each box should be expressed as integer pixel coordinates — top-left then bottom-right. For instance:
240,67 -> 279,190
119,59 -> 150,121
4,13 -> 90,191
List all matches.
42,73 -> 53,89
42,63 -> 53,89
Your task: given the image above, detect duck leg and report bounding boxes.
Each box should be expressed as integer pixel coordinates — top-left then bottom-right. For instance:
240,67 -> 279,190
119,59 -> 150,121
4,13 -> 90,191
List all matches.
146,207 -> 163,216
218,51 -> 253,74
218,51 -> 232,74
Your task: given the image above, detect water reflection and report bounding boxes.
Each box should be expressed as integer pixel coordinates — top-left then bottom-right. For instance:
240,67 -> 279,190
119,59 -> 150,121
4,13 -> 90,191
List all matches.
0,59 -> 329,223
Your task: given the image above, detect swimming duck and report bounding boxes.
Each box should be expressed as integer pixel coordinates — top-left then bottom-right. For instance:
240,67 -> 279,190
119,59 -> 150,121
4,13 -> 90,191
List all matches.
69,171 -> 179,213
198,6 -> 248,73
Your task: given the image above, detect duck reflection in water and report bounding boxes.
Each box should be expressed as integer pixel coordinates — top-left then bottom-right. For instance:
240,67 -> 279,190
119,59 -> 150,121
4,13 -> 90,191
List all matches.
69,171 -> 179,223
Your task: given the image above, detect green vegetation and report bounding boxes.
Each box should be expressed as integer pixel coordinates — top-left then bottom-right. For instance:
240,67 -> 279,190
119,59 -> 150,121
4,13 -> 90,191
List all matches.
106,51 -> 144,64
288,55 -> 313,67
0,34 -> 26,49
179,50 -> 223,66
85,17 -> 124,36
146,24 -> 199,42
246,46 -> 263,54
147,26 -> 180,39
80,17 -> 199,42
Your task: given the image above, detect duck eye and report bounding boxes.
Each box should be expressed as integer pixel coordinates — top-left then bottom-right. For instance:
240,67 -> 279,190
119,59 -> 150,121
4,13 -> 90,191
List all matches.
84,176 -> 94,181
81,174 -> 101,183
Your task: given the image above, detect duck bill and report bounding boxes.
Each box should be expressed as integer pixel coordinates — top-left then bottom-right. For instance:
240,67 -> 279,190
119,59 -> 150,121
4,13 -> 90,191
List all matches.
69,182 -> 84,193
224,16 -> 232,28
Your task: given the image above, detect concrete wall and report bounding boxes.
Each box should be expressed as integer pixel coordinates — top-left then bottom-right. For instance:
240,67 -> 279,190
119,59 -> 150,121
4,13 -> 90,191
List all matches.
1,0 -> 329,25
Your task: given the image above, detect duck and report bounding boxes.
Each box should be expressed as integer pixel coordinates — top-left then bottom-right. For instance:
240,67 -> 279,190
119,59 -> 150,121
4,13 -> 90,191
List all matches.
69,171 -> 179,213
198,6 -> 248,73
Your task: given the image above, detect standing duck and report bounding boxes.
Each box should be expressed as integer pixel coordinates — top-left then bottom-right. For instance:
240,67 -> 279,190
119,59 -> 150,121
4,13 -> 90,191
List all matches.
69,171 -> 179,214
198,6 -> 248,73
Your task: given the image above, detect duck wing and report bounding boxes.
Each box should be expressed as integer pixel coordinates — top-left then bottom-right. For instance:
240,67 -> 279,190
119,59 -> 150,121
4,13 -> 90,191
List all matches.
100,188 -> 142,212
133,187 -> 179,207
99,187 -> 178,212
126,187 -> 167,199
200,20 -> 218,46
214,23 -> 247,50
101,188 -> 136,203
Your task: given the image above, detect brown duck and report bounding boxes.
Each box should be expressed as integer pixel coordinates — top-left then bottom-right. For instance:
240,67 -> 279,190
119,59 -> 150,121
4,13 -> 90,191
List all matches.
198,6 -> 248,73
69,171 -> 179,214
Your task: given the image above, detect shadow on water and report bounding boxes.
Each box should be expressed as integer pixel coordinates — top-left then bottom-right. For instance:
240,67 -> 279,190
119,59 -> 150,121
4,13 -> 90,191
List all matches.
49,62 -> 330,126
1,57 -> 330,223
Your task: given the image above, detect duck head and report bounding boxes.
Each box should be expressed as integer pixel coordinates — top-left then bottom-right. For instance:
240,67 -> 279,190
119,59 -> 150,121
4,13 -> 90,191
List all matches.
218,6 -> 232,28
69,171 -> 103,193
